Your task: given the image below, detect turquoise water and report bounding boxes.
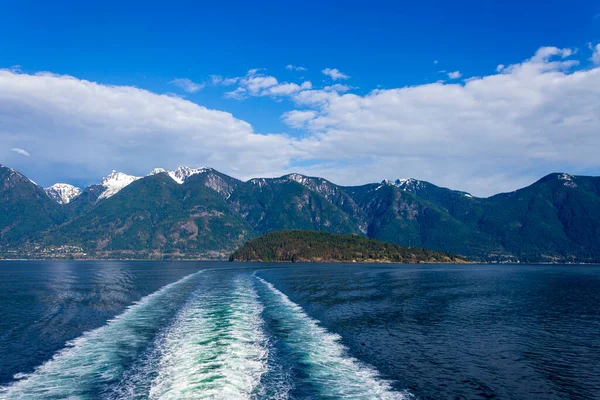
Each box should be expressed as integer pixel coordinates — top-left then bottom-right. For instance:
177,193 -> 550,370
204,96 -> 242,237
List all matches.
0,262 -> 598,399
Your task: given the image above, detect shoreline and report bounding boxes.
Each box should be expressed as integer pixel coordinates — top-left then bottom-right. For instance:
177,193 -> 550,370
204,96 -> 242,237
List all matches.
1,258 -> 599,265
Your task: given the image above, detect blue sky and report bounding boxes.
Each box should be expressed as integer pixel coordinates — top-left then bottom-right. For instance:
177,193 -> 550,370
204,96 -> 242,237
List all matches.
1,0 -> 600,195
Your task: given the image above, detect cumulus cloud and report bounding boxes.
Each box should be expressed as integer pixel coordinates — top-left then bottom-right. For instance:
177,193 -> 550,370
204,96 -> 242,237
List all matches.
169,78 -> 205,93
11,148 -> 30,157
323,84 -> 351,93
530,46 -> 574,62
0,70 -> 296,185
243,72 -> 278,93
322,68 -> 349,80
286,65 -> 307,71
264,81 -> 312,96
281,110 -> 317,128
280,46 -> 600,195
225,69 -> 312,99
224,87 -> 248,100
2,45 -> 600,196
447,70 -> 462,79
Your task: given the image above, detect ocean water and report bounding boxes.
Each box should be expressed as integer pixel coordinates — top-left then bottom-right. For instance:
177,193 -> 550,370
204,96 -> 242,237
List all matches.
0,262 -> 598,399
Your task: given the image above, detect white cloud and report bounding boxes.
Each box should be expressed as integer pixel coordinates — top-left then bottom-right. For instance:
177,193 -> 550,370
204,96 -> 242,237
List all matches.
210,75 -> 238,86
286,65 -> 307,71
447,70 -> 462,79
281,110 -> 316,128
496,64 -> 505,72
323,84 -> 351,93
169,78 -> 205,93
247,68 -> 263,76
293,88 -> 339,107
530,46 -> 574,62
225,70 -> 312,99
243,74 -> 278,93
263,81 -> 312,96
501,46 -> 579,75
0,70 -> 296,185
591,44 -> 600,65
2,45 -> 600,197
11,148 -> 30,157
224,87 -> 247,100
281,46 -> 600,195
322,68 -> 349,80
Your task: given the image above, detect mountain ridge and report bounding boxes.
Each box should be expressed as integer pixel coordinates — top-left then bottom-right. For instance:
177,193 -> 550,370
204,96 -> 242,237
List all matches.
2,164 -> 599,262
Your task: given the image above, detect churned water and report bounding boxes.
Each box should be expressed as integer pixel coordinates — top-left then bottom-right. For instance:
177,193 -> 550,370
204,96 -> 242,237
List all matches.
0,261 -> 598,399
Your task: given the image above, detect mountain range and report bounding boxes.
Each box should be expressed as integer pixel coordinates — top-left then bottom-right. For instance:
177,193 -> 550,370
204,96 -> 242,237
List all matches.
1,164 -> 599,262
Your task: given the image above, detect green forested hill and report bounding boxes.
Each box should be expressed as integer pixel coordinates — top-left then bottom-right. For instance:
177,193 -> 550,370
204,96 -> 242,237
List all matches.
0,165 -> 66,244
344,183 -> 500,258
229,230 -> 468,263
47,173 -> 253,258
228,177 -> 363,235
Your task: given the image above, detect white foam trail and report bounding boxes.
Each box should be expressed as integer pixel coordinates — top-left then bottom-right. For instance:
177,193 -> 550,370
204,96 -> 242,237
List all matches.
148,275 -> 269,399
257,277 -> 411,400
0,271 -> 204,399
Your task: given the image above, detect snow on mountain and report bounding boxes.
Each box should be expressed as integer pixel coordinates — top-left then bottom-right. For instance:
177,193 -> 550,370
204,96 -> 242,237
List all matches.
148,166 -> 238,196
558,173 -> 578,188
283,173 -> 339,198
377,178 -> 420,191
250,178 -> 267,187
97,171 -> 141,200
45,183 -> 82,205
393,178 -> 421,190
285,173 -> 309,185
168,166 -> 208,184
148,166 -> 211,184
378,177 -> 474,198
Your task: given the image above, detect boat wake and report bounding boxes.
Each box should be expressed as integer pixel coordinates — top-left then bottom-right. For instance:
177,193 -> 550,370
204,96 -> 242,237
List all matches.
255,277 -> 409,400
0,271 -> 204,399
0,271 -> 410,399
148,275 -> 269,399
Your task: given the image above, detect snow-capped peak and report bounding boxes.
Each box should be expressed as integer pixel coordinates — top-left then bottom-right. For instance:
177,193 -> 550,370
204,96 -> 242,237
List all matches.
45,183 -> 82,205
168,166 -> 208,184
285,173 -> 308,184
149,168 -> 167,175
97,170 -> 141,200
377,178 -> 424,193
394,178 -> 414,186
380,178 -> 415,187
146,166 -> 209,183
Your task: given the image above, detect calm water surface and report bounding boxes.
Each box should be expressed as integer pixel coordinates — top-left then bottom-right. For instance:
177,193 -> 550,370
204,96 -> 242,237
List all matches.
0,261 -> 598,399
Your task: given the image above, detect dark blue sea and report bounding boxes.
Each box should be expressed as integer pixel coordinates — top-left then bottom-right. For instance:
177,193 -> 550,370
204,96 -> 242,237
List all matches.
0,262 -> 598,399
